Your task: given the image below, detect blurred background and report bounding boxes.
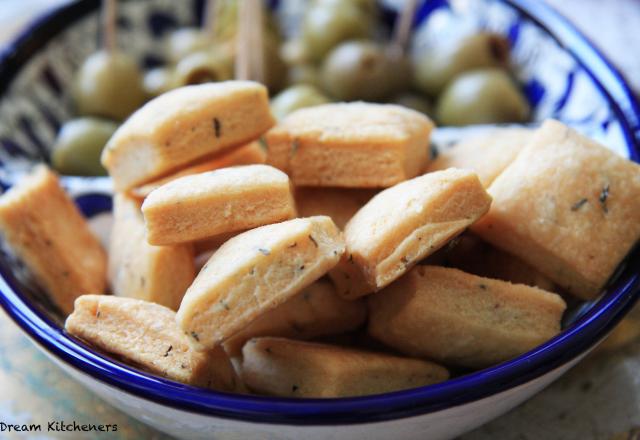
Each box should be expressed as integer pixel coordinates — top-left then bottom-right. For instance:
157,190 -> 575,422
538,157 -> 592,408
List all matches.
1,0 -> 639,95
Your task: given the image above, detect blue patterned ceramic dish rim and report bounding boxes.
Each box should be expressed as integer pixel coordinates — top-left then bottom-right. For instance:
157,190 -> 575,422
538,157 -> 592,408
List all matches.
0,0 -> 640,426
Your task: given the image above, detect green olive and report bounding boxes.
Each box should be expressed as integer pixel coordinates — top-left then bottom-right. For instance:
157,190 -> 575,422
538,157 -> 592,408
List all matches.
143,67 -> 177,98
302,2 -> 372,62
165,28 -> 210,64
52,118 -> 118,176
413,32 -> 511,97
73,50 -> 146,121
386,53 -> 412,97
211,1 -> 282,44
281,39 -> 311,66
391,93 -> 433,117
286,64 -> 323,89
313,0 -> 378,18
321,41 -> 407,101
270,84 -> 330,120
210,2 -> 237,42
262,36 -> 288,93
435,68 -> 530,126
173,50 -> 233,86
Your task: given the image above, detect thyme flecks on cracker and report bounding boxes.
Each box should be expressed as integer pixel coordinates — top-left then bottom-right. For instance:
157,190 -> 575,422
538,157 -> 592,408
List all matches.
599,184 -> 610,213
213,118 -> 221,138
571,198 -> 588,211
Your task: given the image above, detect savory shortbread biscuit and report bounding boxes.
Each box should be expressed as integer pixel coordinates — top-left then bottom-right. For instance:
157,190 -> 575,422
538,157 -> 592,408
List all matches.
142,165 -> 297,245
109,194 -> 195,310
442,234 -> 556,291
472,120 -> 640,299
329,168 -> 492,299
368,265 -> 566,368
427,128 -> 532,187
102,81 -> 274,191
65,295 -> 239,391
130,141 -> 267,199
222,278 -> 366,357
294,187 -> 378,229
265,102 -> 434,188
0,166 -> 106,315
177,216 -> 345,350
240,337 -> 449,397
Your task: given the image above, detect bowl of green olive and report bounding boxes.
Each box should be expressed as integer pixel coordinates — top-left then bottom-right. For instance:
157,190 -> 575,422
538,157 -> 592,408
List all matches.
1,0 -> 540,181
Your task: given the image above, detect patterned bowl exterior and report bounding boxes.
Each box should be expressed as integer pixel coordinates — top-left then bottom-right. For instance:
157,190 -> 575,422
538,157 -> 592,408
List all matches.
0,0 -> 638,425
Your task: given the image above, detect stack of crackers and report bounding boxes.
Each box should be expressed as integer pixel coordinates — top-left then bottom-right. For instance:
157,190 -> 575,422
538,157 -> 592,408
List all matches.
2,81 -> 640,398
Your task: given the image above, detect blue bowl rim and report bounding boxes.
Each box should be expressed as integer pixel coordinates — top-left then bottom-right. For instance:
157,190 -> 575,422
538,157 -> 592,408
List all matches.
0,0 -> 639,427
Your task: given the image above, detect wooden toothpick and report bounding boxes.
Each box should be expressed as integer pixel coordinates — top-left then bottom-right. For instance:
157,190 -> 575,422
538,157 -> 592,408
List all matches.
235,0 -> 249,80
249,0 -> 265,84
389,0 -> 418,59
102,0 -> 117,52
235,0 -> 265,83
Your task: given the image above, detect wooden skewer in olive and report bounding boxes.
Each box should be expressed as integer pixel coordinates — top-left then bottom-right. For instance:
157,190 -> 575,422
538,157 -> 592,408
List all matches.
235,0 -> 265,84
248,0 -> 266,84
72,0 -> 145,121
171,0 -> 235,88
320,0 -> 415,103
387,0 -> 433,117
235,0 -> 250,81
147,1 -> 233,96
234,0 -> 287,92
388,0 -> 419,61
54,0 -> 141,176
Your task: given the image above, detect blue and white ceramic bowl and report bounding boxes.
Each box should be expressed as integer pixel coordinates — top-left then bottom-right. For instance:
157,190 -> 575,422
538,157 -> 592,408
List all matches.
0,1 -> 639,439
